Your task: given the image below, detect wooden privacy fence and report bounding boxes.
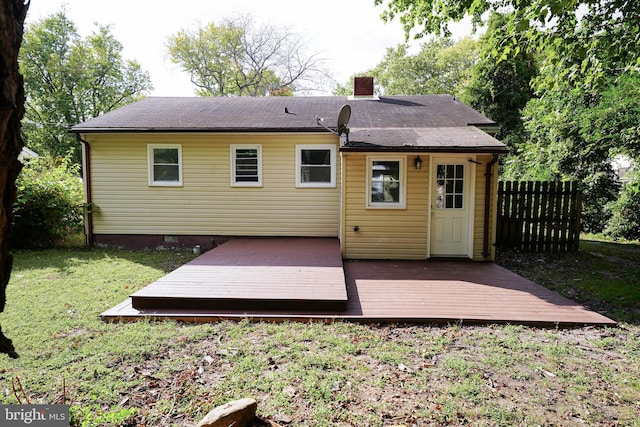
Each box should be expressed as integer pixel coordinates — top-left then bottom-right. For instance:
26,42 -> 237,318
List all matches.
496,181 -> 582,253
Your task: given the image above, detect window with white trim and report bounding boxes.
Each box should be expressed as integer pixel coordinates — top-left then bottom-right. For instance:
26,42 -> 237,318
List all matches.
231,144 -> 262,186
367,157 -> 406,208
148,144 -> 182,186
295,144 -> 336,188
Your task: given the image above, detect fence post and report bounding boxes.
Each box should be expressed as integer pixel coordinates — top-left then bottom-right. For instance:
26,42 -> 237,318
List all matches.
572,182 -> 582,251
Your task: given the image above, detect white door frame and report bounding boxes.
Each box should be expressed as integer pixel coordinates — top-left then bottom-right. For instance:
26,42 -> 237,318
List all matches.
427,155 -> 476,258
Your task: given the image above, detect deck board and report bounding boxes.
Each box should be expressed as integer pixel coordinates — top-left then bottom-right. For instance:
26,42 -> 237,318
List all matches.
104,239 -> 615,326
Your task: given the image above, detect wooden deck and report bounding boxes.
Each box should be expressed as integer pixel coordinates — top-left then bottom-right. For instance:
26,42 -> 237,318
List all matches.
103,238 -> 616,326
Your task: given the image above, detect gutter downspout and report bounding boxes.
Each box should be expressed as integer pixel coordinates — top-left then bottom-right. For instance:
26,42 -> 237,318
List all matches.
482,154 -> 500,259
76,134 -> 94,246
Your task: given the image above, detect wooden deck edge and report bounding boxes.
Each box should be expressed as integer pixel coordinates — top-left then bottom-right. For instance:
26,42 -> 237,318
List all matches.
101,299 -> 617,328
131,296 -> 349,312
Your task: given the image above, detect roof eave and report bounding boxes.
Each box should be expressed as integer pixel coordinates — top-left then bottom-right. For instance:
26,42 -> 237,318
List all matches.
70,127 -> 332,134
339,145 -> 508,154
469,123 -> 500,135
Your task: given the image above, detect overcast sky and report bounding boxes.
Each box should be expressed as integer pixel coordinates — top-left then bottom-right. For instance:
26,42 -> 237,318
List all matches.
25,0 -> 472,97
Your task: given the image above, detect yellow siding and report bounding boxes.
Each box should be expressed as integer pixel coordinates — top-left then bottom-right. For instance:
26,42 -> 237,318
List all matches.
342,152 -> 500,261
472,154 -> 497,261
84,133 -> 340,237
342,153 -> 429,259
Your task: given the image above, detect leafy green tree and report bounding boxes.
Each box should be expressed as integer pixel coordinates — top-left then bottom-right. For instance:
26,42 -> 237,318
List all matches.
465,13 -> 537,152
583,74 -> 640,237
334,37 -> 477,99
580,74 -> 640,162
375,0 -> 640,89
606,169 -> 640,241
168,15 -> 324,96
168,19 -> 242,96
505,73 -> 639,233
20,11 -> 152,164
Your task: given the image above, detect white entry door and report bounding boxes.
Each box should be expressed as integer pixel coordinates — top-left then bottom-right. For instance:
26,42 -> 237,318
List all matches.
430,160 -> 471,257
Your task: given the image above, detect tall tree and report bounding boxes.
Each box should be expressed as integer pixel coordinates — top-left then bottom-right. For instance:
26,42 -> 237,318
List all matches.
168,15 -> 325,96
375,0 -> 640,89
0,0 -> 29,359
509,82 -> 621,232
465,13 -> 537,151
373,37 -> 477,97
500,69 -> 640,233
20,11 -> 152,164
334,37 -> 477,99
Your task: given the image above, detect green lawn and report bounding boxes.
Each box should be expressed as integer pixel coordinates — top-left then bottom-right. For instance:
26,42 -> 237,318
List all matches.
0,240 -> 639,426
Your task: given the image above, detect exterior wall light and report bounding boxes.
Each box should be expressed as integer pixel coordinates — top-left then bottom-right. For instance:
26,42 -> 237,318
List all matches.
414,156 -> 423,170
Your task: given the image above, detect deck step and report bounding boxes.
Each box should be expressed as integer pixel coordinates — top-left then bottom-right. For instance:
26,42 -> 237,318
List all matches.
129,238 -> 348,312
131,295 -> 348,312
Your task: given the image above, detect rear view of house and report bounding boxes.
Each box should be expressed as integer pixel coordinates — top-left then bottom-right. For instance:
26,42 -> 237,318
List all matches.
72,78 -> 507,260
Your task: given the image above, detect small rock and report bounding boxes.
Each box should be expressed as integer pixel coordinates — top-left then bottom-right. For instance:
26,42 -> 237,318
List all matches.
197,398 -> 257,427
216,348 -> 239,357
398,363 -> 412,372
273,414 -> 293,424
282,386 -> 296,397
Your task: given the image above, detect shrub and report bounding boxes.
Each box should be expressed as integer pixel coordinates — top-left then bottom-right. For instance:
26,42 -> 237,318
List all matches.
10,156 -> 84,248
606,169 -> 640,241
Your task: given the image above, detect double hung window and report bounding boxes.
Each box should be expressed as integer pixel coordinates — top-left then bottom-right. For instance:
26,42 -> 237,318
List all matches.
295,145 -> 336,188
367,157 -> 406,208
148,144 -> 182,186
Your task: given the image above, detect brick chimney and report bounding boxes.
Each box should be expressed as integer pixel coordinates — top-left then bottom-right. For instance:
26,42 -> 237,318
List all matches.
353,76 -> 374,97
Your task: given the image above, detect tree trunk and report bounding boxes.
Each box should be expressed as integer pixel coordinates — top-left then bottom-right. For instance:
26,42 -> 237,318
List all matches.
0,0 -> 29,359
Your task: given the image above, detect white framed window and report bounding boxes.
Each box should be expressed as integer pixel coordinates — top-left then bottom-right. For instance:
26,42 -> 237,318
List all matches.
295,144 -> 336,188
231,144 -> 262,187
367,157 -> 406,208
148,144 -> 182,186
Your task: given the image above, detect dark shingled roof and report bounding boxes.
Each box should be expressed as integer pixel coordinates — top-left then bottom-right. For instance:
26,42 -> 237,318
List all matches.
344,127 -> 506,153
71,95 -> 506,153
72,95 -> 495,131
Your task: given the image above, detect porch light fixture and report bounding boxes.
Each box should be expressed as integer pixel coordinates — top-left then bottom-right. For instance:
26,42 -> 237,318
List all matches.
414,156 -> 423,170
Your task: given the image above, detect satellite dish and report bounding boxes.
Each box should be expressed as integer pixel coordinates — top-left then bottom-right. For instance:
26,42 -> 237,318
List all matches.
315,104 -> 351,144
337,104 -> 351,136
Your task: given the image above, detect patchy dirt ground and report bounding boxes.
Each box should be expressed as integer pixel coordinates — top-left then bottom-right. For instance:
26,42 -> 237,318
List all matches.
97,320 -> 640,427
